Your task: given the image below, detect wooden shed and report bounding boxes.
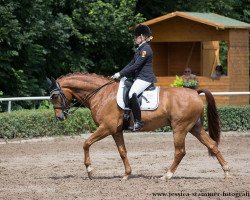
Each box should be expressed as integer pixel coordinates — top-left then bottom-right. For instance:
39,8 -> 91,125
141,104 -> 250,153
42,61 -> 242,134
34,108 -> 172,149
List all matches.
143,11 -> 250,105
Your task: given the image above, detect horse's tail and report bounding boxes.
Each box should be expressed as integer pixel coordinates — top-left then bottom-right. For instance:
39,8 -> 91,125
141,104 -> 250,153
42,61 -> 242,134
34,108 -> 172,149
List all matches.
197,90 -> 221,155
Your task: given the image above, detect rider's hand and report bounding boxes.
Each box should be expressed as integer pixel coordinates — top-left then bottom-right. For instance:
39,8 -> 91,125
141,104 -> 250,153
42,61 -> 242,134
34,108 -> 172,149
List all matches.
111,72 -> 120,79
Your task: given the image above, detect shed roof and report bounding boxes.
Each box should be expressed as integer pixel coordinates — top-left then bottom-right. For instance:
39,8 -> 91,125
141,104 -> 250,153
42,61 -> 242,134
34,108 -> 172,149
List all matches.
143,11 -> 250,29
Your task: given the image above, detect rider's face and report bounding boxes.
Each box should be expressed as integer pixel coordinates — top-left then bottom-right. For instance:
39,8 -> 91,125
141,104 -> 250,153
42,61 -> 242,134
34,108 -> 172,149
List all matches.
134,34 -> 145,45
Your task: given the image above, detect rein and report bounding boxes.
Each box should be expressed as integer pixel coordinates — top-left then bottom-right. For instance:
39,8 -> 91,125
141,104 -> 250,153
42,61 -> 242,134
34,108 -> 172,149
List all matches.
81,79 -> 115,104
68,79 -> 115,115
50,79 -> 115,116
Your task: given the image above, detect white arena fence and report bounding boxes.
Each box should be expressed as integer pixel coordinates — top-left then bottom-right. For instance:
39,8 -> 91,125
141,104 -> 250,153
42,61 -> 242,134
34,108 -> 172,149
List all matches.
0,92 -> 249,113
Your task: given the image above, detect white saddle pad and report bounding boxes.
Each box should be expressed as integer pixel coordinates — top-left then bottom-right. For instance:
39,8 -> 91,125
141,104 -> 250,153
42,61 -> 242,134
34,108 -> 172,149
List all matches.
116,77 -> 160,111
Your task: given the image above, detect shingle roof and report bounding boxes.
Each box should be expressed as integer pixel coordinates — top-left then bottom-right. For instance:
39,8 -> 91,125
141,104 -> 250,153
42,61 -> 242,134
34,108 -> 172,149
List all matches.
143,11 -> 250,29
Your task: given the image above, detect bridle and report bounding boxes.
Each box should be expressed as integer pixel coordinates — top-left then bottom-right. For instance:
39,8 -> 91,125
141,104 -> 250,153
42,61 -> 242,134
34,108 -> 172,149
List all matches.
50,79 -> 115,116
50,83 -> 71,116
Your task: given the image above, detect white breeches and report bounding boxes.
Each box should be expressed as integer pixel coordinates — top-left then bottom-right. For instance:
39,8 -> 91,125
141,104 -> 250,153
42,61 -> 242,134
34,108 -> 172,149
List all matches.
128,79 -> 151,99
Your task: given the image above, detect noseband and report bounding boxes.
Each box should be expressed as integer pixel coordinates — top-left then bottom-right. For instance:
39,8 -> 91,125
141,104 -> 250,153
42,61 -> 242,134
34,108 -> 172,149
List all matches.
50,86 -> 71,116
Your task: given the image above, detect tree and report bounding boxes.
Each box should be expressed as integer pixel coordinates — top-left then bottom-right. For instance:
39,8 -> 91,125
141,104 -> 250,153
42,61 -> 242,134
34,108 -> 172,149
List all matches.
0,0 -> 248,111
0,1 -> 22,96
136,0 -> 249,24
0,0 -> 143,110
0,0 -> 74,99
70,0 -> 144,74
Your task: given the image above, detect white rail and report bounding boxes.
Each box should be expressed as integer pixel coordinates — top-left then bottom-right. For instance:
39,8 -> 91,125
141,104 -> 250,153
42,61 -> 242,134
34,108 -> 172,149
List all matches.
199,91 -> 250,96
0,96 -> 50,101
0,96 -> 50,113
0,92 -> 249,113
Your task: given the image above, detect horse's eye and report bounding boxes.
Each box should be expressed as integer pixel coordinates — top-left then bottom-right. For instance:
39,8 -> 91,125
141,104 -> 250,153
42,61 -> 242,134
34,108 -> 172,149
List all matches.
51,95 -> 58,100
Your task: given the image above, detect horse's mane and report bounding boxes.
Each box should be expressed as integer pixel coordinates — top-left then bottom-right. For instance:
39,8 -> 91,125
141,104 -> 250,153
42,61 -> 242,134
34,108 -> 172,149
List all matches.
57,72 -> 111,82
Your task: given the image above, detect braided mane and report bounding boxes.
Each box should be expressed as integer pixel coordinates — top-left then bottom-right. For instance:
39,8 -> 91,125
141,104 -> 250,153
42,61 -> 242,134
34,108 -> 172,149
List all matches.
57,72 -> 111,82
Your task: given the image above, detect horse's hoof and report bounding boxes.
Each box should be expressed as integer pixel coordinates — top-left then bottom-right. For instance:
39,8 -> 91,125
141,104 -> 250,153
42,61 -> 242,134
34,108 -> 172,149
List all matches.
224,171 -> 232,179
121,175 -> 130,180
160,171 -> 173,181
87,166 -> 95,179
159,175 -> 167,181
222,165 -> 232,179
87,171 -> 94,179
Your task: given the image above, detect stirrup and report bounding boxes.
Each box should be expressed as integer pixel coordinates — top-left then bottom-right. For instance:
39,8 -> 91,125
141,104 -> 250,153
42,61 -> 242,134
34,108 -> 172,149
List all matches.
128,121 -> 143,131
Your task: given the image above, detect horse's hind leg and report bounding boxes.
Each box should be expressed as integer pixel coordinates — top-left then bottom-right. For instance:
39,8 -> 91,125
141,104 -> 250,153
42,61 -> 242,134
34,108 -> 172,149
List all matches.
161,129 -> 188,181
83,125 -> 110,179
112,131 -> 132,180
190,127 -> 230,178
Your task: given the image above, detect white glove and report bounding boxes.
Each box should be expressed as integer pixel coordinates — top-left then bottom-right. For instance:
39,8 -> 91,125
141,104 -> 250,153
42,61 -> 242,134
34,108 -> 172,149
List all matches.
111,72 -> 120,79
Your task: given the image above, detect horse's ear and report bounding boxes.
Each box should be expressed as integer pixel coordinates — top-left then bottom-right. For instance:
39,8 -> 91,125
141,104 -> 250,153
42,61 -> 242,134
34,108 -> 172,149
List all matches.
51,77 -> 56,83
46,77 -> 57,90
50,77 -> 58,89
46,77 -> 52,89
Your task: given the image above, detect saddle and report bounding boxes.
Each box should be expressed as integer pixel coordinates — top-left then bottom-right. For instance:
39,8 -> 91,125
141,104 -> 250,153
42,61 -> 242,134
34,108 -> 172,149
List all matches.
123,79 -> 155,110
116,77 -> 160,130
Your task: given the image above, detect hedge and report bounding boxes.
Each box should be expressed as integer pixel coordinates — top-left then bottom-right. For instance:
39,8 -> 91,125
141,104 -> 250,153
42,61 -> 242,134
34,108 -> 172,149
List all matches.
0,106 -> 249,139
214,106 -> 250,131
0,109 -> 96,139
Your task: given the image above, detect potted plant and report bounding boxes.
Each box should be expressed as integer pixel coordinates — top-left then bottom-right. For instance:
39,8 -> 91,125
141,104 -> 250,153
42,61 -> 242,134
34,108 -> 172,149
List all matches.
183,79 -> 198,89
171,76 -> 198,89
171,75 -> 184,87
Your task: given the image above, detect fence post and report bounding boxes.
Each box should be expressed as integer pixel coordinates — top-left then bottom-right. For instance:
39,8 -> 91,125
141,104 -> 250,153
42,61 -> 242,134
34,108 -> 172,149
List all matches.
8,101 -> 11,113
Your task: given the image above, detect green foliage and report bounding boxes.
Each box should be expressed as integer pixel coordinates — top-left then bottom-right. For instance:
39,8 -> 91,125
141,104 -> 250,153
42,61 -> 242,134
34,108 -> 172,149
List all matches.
0,108 -> 96,139
219,41 -> 228,73
171,75 -> 184,87
0,106 -> 249,139
217,106 -> 250,131
38,100 -> 53,109
0,0 -> 69,100
171,75 -> 198,88
0,0 -> 143,109
183,80 -> 198,88
136,0 -> 249,23
0,0 -> 249,111
71,0 -> 144,75
0,91 -> 3,111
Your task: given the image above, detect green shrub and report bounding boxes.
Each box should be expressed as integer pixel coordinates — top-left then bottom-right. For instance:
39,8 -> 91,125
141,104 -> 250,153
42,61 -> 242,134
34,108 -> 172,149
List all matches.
170,75 -> 198,88
0,91 -> 3,112
217,106 -> 250,131
0,108 -> 96,139
0,106 -> 249,139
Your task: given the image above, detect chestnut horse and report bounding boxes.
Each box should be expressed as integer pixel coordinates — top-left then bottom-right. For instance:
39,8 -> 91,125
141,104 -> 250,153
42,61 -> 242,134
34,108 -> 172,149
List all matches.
47,73 -> 230,180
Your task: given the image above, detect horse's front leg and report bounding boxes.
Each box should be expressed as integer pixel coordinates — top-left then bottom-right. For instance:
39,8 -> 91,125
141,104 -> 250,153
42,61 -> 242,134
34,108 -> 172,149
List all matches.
112,131 -> 132,180
83,125 -> 109,179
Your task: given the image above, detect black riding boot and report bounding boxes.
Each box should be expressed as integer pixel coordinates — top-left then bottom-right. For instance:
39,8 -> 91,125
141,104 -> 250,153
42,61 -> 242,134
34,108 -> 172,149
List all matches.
128,93 -> 143,131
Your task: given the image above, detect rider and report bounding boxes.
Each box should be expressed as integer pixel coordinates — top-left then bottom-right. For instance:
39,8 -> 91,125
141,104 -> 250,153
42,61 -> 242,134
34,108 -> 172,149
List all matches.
111,24 -> 157,131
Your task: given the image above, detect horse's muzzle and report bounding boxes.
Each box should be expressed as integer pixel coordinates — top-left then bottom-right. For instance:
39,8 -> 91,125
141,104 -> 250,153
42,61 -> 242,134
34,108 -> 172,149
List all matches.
56,113 -> 66,121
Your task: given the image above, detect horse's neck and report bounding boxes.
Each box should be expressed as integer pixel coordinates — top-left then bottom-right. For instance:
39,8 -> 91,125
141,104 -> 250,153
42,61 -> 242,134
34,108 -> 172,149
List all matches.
61,76 -> 106,92
60,75 -> 113,106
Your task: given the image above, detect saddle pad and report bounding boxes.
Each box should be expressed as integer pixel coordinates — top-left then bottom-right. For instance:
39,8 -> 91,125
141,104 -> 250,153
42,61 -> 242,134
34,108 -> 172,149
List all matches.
116,77 -> 160,111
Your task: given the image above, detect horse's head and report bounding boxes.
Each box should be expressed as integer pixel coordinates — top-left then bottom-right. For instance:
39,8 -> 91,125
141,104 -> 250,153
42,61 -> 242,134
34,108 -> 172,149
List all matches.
46,77 -> 71,121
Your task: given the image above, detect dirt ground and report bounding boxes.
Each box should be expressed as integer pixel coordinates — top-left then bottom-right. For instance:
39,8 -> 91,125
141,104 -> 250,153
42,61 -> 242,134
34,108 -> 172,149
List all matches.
0,131 -> 249,200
